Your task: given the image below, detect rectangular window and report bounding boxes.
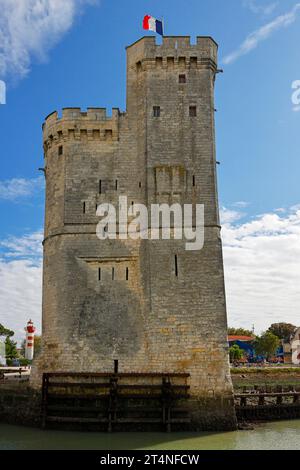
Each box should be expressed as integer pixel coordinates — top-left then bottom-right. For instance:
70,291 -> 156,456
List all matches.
153,106 -> 161,117
112,267 -> 115,280
126,267 -> 129,281
193,175 -> 196,187
178,57 -> 186,67
175,255 -> 178,277
189,106 -> 197,117
115,180 -> 118,191
98,268 -> 101,281
105,129 -> 112,140
190,57 -> 197,67
179,74 -> 186,84
99,180 -> 102,194
58,145 -> 63,156
83,202 -> 86,214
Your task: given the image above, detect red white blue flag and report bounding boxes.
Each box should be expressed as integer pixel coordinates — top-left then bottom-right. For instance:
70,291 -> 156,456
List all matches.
143,15 -> 164,36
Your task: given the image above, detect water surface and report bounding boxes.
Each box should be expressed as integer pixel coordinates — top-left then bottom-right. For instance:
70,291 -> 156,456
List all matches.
0,420 -> 299,450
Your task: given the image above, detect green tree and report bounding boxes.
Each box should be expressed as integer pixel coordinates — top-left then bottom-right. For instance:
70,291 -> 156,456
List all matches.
267,323 -> 296,342
20,339 -> 25,357
254,332 -> 280,360
228,327 -> 254,337
0,324 -> 14,338
5,337 -> 18,360
229,344 -> 244,362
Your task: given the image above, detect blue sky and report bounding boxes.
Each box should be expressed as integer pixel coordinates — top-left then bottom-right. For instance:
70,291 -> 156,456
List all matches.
0,0 -> 300,342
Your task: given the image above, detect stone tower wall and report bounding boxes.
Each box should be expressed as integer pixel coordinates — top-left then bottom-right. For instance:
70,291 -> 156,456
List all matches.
31,36 -> 236,430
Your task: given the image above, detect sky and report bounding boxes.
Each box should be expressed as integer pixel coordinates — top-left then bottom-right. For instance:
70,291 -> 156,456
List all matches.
0,0 -> 300,343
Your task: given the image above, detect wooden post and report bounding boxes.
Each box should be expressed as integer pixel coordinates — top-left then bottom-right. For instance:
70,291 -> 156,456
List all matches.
108,375 -> 118,432
41,373 -> 49,429
276,385 -> 283,405
162,376 -> 172,432
293,387 -> 299,404
258,388 -> 265,406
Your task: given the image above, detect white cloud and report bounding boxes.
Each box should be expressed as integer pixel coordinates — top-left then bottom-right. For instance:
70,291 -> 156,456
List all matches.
0,0 -> 98,81
0,258 -> 42,344
223,206 -> 300,333
223,3 -> 300,65
0,176 -> 44,201
232,201 -> 250,208
220,206 -> 245,225
0,230 -> 43,343
0,230 -> 43,259
243,0 -> 278,16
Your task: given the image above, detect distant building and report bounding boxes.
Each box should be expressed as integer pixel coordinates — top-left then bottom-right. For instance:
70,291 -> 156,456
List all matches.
228,335 -> 255,361
283,327 -> 300,365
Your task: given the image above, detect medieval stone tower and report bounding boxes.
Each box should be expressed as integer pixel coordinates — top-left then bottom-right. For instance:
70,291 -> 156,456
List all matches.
32,36 -> 236,430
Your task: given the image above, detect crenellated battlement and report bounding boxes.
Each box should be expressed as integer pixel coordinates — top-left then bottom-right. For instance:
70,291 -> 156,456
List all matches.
43,107 -> 123,149
126,36 -> 218,71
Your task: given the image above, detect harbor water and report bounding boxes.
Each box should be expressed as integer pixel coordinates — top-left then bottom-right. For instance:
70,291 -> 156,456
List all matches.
0,420 -> 299,450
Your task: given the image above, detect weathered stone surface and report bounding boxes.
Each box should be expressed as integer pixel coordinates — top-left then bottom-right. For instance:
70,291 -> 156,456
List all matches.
31,36 -> 237,430
0,383 -> 41,427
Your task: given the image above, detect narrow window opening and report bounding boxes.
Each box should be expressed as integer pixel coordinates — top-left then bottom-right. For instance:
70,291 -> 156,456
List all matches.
178,57 -> 186,67
153,106 -> 161,117
115,180 -> 118,191
58,145 -> 63,156
189,106 -> 197,117
80,129 -> 87,140
98,268 -> 101,281
126,267 -> 129,281
136,61 -> 142,73
99,180 -> 102,194
193,175 -> 196,187
131,201 -> 134,206
175,255 -> 178,277
139,182 -> 142,188
112,267 -> 115,280
114,359 -> 119,374
105,129 -> 112,140
179,74 -> 186,84
190,57 -> 197,67
82,202 -> 86,214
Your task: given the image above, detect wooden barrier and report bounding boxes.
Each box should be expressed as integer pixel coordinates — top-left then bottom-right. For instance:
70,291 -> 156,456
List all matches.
235,386 -> 300,421
41,372 -> 191,432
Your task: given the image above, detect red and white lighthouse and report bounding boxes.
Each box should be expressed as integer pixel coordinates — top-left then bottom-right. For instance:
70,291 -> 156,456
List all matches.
24,319 -> 36,361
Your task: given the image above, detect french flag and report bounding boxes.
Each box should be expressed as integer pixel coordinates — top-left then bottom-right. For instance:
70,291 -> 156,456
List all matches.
143,15 -> 164,36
